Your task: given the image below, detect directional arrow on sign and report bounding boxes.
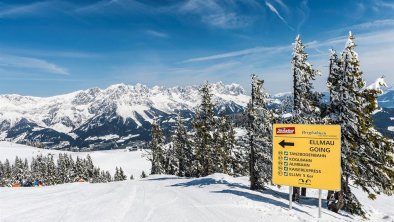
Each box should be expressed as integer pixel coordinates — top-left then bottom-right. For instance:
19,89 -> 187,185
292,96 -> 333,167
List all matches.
279,140 -> 294,148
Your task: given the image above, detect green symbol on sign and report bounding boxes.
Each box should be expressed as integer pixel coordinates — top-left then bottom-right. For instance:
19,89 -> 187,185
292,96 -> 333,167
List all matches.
284,167 -> 288,171
284,156 -> 288,160
284,151 -> 288,155
284,172 -> 288,176
284,162 -> 288,166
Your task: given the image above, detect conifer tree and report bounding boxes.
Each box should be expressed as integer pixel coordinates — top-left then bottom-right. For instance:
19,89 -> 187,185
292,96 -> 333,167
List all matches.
164,143 -> 177,175
172,115 -> 193,177
140,171 -> 147,178
57,154 -> 67,183
291,35 -> 321,199
247,74 -> 273,190
3,159 -> 11,185
105,171 -> 112,182
86,154 -> 94,179
292,35 -> 321,123
149,119 -> 166,175
74,156 -> 85,181
118,167 -> 127,181
0,161 -> 4,186
11,156 -> 24,183
215,115 -> 236,175
326,32 -> 394,215
114,167 -> 120,181
192,81 -> 216,177
45,155 -> 59,185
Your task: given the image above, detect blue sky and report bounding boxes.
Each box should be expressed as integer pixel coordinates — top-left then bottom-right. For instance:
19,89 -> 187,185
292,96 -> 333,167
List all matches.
0,0 -> 394,96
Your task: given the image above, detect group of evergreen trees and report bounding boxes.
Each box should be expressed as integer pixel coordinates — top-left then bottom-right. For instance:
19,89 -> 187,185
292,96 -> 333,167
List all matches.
247,32 -> 394,215
148,32 -> 394,216
324,32 -> 394,215
0,153 -> 130,186
149,82 -> 244,178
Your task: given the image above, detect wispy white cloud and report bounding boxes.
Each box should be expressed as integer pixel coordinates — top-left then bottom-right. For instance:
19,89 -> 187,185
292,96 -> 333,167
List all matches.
0,1 -> 60,18
296,0 -> 309,32
265,1 -> 294,31
74,0 -> 150,15
0,54 -> 69,75
344,19 -> 394,31
179,0 -> 253,29
202,12 -> 251,29
180,28 -> 394,93
185,45 -> 291,63
274,0 -> 289,11
0,47 -> 100,59
375,0 -> 394,9
145,30 -> 169,38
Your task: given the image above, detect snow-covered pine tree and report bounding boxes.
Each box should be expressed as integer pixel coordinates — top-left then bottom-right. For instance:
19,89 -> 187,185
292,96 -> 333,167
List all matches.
86,154 -> 94,179
326,49 -> 343,123
149,118 -> 166,175
66,154 -> 75,183
232,141 -> 249,177
114,167 -> 120,181
23,158 -> 30,182
140,170 -> 147,178
0,161 -> 3,185
164,143 -> 177,175
326,32 -> 394,215
172,115 -> 193,177
45,155 -> 59,185
91,167 -> 100,183
105,171 -> 112,182
291,35 -> 322,199
30,156 -> 38,182
2,159 -> 11,186
192,81 -> 216,177
57,153 -> 67,184
292,35 -> 321,124
98,170 -> 106,183
215,115 -> 236,175
118,167 -> 127,181
74,156 -> 86,182
247,74 -> 274,190
11,156 -> 24,184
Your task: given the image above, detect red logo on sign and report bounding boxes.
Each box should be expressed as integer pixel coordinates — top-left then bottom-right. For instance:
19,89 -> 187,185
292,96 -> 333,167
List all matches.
276,127 -> 295,135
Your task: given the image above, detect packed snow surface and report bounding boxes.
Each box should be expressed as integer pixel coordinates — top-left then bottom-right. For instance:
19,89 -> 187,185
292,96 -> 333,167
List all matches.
1,142 -> 393,222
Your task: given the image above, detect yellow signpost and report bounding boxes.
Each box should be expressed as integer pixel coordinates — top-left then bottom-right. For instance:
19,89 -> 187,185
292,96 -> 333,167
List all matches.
272,124 -> 341,218
272,124 -> 341,190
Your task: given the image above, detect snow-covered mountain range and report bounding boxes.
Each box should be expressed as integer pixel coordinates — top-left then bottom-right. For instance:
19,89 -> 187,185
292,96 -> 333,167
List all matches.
0,80 -> 393,150
0,82 -> 249,149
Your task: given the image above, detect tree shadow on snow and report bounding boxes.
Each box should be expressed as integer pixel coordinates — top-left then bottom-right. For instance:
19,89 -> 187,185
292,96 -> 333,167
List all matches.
145,177 -> 185,181
254,189 -> 351,220
212,189 -> 311,215
262,189 -> 326,208
171,178 -> 248,190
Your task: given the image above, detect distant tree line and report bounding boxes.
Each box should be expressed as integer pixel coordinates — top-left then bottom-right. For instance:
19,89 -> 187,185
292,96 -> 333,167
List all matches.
148,32 -> 394,217
0,153 -> 130,187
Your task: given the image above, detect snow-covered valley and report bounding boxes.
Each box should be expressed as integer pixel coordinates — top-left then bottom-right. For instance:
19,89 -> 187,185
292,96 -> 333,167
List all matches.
1,142 -> 393,222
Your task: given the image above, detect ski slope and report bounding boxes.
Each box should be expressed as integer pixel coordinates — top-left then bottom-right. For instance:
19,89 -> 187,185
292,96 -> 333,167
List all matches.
1,142 -> 393,222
